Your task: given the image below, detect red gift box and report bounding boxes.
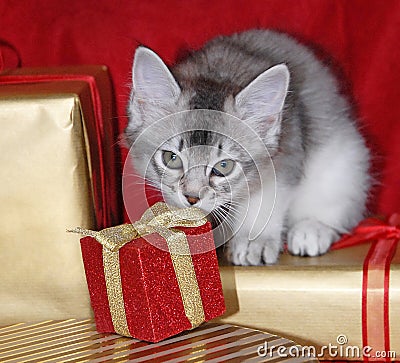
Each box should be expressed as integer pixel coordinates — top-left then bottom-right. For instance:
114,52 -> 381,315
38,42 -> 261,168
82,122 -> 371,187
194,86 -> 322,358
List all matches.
77,203 -> 226,342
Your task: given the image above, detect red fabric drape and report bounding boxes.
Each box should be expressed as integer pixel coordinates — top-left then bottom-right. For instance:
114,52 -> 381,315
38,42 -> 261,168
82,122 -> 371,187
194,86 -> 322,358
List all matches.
1,0 -> 399,215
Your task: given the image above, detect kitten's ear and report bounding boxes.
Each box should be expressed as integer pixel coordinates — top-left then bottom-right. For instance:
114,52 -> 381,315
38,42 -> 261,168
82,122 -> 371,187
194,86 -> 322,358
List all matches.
132,47 -> 181,102
235,64 -> 290,122
125,47 -> 181,146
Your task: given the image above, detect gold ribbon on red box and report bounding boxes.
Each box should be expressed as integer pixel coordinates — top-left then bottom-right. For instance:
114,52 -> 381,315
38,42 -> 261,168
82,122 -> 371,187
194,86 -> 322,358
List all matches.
332,214 -> 400,362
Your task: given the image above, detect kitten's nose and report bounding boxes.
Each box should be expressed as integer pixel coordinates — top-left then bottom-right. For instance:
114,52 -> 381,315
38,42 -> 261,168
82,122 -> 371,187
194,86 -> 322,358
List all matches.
185,195 -> 200,205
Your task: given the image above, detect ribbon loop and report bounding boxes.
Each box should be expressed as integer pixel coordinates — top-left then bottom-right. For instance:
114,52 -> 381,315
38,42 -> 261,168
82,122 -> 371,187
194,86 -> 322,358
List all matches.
332,214 -> 400,250
69,202 -> 207,252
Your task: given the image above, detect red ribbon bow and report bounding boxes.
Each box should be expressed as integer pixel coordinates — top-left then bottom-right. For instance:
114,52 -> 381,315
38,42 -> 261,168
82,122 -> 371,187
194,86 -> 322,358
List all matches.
332,213 -> 400,250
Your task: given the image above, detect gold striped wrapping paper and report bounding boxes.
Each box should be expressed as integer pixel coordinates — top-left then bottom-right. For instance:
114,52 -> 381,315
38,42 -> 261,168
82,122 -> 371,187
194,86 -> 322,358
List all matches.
0,319 -> 318,362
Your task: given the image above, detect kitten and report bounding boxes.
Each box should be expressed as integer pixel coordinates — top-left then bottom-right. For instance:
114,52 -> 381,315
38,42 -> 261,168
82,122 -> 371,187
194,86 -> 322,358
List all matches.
124,29 -> 370,265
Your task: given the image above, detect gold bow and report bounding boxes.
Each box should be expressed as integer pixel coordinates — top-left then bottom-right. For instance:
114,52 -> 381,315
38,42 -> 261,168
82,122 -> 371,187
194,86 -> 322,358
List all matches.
69,202 -> 208,337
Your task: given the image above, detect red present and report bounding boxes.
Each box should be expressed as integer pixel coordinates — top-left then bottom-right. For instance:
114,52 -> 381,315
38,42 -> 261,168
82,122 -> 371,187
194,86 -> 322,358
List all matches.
74,202 -> 225,342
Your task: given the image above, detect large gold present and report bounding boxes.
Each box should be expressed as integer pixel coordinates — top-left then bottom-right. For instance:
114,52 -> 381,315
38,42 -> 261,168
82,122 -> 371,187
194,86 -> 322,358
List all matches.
217,216 -> 400,361
0,66 -> 121,325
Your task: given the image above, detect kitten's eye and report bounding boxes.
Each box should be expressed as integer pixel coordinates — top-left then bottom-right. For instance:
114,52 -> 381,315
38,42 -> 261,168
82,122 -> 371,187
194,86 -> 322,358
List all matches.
212,159 -> 235,177
162,150 -> 183,169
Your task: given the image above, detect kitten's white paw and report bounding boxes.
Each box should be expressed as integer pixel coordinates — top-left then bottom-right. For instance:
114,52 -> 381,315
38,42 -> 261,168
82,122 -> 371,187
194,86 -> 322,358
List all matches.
262,242 -> 281,264
227,237 -> 280,265
227,237 -> 250,266
288,219 -> 338,256
246,239 -> 280,265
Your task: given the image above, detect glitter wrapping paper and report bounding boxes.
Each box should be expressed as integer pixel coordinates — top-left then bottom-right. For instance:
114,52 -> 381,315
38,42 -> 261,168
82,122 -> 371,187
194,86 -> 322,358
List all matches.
80,221 -> 226,342
0,66 -> 121,325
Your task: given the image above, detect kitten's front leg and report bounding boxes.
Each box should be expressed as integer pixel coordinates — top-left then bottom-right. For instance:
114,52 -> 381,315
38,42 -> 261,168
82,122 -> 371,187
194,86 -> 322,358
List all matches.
226,185 -> 288,265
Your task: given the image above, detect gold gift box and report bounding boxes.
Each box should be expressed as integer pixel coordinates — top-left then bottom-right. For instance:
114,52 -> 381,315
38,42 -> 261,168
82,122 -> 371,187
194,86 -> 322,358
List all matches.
216,245 -> 400,360
0,66 -> 121,325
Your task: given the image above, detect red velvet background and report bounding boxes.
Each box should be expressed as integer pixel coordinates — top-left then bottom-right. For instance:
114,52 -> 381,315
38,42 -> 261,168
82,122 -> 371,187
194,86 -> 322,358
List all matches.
1,0 -> 399,216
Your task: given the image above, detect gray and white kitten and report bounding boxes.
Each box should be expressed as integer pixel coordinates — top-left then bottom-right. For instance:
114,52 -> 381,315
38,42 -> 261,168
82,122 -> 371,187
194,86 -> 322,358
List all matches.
124,29 -> 370,265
